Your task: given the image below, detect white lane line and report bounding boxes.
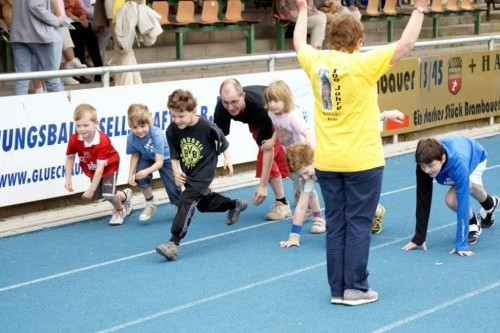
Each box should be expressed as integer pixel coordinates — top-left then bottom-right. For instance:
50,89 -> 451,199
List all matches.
380,185 -> 415,196
0,219 -> 286,293
3,162 -> 499,293
93,223 -> 457,332
95,262 -> 327,333
371,280 -> 500,333
0,215 -> 454,294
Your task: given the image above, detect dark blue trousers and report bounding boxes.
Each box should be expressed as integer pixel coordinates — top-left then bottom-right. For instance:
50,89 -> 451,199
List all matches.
316,166 -> 383,298
136,157 -> 181,206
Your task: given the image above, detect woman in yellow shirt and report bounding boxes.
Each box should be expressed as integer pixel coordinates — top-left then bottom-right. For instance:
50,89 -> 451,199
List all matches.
293,0 -> 426,306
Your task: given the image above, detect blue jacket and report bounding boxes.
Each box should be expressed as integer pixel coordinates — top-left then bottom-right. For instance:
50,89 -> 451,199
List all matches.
413,136 -> 487,251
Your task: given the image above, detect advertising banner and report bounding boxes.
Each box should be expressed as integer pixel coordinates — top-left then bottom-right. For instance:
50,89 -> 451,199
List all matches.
0,70 -> 312,206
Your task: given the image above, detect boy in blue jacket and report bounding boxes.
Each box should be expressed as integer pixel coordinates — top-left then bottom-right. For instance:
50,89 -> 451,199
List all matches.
402,136 -> 499,256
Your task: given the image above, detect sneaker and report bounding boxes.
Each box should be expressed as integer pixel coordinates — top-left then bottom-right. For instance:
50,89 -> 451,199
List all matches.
478,195 -> 499,228
109,208 -> 125,225
468,223 -> 482,245
61,76 -> 80,85
139,201 -> 157,222
94,75 -> 114,82
310,217 -> 326,234
343,289 -> 379,306
331,297 -> 344,305
65,58 -> 87,69
155,241 -> 178,261
122,188 -> 133,217
372,204 -> 385,234
266,201 -> 292,221
226,199 -> 248,225
73,76 -> 92,84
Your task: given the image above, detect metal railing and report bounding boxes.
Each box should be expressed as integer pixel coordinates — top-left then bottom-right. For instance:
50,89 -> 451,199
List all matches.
0,35 -> 499,88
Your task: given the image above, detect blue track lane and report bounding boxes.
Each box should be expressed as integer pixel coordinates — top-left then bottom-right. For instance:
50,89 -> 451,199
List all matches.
1,135 -> 499,332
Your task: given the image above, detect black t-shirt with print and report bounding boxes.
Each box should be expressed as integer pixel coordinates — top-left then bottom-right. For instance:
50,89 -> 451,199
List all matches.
166,116 -> 229,196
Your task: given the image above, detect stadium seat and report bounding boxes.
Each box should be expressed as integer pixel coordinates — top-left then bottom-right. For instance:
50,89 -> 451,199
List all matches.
446,0 -> 459,12
176,1 -> 198,24
366,0 -> 381,16
152,1 -> 171,26
430,0 -> 444,13
225,0 -> 259,23
201,0 -> 221,24
383,0 -> 398,15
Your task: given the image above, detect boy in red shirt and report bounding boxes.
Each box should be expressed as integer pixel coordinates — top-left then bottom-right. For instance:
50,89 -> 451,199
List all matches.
64,103 -> 132,225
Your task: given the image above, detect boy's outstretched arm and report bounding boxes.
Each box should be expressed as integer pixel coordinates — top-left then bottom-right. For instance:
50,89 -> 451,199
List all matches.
252,147 -> 272,206
171,159 -> 186,187
279,191 -> 310,248
83,163 -> 104,200
135,154 -> 164,180
382,110 -> 405,124
402,166 -> 433,252
222,149 -> 234,176
128,153 -> 140,186
64,155 -> 76,192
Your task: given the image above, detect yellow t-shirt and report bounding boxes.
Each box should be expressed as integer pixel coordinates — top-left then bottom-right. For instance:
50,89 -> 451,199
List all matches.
297,44 -> 396,172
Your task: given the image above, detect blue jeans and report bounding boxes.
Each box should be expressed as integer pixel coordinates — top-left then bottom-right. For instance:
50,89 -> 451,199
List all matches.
11,42 -> 63,95
316,166 -> 383,298
136,158 -> 181,206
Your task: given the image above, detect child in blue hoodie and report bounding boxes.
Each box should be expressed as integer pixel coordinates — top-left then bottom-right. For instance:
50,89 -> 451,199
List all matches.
403,136 -> 499,256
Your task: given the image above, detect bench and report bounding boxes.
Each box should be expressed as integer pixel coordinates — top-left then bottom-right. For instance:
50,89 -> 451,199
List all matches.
274,0 -> 484,49
153,0 -> 257,60
362,0 -> 483,42
272,0 -> 406,49
424,0 -> 483,38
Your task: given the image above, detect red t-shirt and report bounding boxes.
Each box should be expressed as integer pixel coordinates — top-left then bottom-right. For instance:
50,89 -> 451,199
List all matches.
66,130 -> 120,179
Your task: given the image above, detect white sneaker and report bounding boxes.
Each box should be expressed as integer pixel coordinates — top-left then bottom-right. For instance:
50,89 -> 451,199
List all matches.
266,201 -> 292,220
343,289 -> 379,306
139,201 -> 157,222
61,76 -> 80,85
65,58 -> 87,69
310,217 -> 326,234
122,188 -> 133,216
109,208 -> 125,225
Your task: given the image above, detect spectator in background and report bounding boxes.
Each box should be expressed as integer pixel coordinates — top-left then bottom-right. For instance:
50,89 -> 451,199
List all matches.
64,0 -> 105,82
10,0 -> 64,95
32,0 -> 89,90
314,0 -> 361,23
59,26 -> 90,84
275,0 -> 326,49
53,0 -> 89,85
0,0 -> 12,27
79,0 -> 112,61
110,0 -> 145,85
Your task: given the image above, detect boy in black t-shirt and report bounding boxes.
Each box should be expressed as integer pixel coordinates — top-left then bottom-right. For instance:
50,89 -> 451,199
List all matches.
155,89 -> 247,261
